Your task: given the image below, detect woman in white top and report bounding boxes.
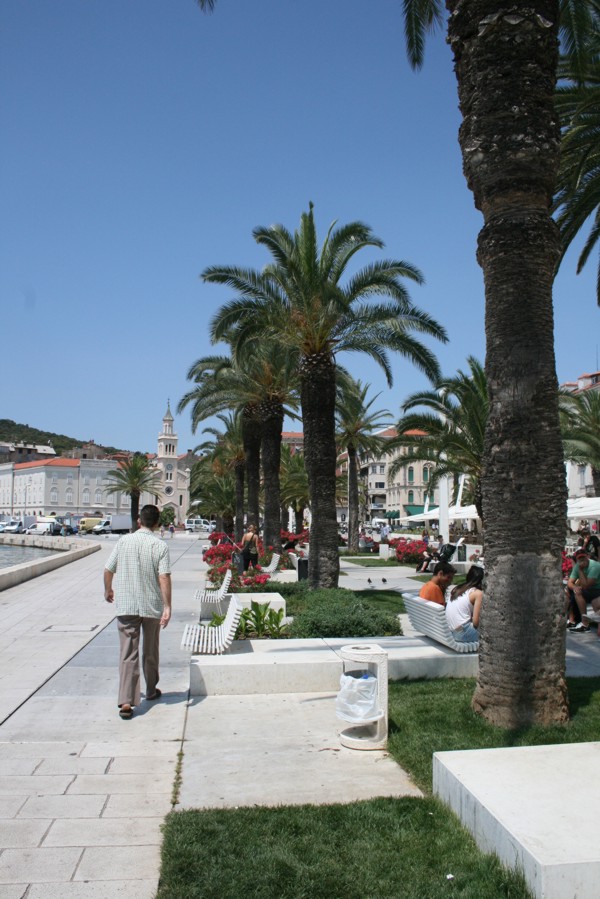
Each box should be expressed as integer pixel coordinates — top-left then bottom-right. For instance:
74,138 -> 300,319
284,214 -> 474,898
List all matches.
445,565 -> 484,643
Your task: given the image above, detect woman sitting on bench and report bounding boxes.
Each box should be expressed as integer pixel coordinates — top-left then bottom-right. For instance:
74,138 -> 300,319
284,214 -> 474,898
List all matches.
445,565 -> 484,643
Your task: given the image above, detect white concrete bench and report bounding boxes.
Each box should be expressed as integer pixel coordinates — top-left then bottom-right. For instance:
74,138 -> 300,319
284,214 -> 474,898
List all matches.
402,592 -> 479,653
181,595 -> 242,654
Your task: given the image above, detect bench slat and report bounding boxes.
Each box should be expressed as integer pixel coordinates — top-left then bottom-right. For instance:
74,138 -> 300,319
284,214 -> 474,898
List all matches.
402,593 -> 479,653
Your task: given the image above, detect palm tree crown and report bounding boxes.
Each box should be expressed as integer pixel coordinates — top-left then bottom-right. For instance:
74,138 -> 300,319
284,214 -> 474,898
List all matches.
105,454 -> 163,530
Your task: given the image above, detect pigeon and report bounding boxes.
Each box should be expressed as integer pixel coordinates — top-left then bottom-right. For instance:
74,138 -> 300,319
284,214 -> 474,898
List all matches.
382,578 -> 387,584
367,578 -> 372,584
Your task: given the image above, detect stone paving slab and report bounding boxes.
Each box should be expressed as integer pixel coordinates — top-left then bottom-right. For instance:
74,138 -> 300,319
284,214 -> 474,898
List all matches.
27,882 -> 158,899
178,691 -> 423,810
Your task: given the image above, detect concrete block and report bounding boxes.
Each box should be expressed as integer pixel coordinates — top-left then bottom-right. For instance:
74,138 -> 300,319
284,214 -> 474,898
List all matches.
0,775 -> 73,795
18,795 -> 106,819
0,796 -> 28,818
434,742 -> 600,899
67,774 -> 172,795
102,793 -> 173,818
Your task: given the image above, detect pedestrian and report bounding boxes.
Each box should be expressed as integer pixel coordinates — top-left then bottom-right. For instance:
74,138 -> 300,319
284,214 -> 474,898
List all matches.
168,523 -> 175,538
241,523 -> 260,571
103,504 -> 172,720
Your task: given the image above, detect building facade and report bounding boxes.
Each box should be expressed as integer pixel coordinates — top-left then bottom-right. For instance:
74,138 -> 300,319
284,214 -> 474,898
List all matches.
0,406 -> 194,524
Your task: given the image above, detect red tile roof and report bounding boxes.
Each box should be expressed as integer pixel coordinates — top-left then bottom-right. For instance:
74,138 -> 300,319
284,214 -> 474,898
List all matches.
15,458 -> 80,470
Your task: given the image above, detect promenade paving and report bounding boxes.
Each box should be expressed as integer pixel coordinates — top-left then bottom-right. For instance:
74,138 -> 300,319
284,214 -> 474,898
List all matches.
1,538 -> 599,898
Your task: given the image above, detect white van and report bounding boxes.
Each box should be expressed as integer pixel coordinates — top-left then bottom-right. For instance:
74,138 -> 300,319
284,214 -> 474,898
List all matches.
185,518 -> 213,532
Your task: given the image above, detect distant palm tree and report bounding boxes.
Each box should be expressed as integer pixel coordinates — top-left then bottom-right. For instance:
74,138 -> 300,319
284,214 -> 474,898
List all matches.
195,412 -> 246,540
189,458 -> 236,534
105,454 -> 162,531
207,204 -> 446,588
336,380 -> 392,553
390,357 -> 488,523
280,444 -> 310,535
560,388 -> 600,493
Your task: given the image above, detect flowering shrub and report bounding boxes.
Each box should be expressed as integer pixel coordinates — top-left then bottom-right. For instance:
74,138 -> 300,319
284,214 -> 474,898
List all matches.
395,538 -> 428,566
562,551 -> 574,579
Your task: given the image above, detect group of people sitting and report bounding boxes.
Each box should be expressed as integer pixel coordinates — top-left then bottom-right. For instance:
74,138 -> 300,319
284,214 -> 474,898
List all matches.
565,529 -> 600,632
418,562 -> 484,644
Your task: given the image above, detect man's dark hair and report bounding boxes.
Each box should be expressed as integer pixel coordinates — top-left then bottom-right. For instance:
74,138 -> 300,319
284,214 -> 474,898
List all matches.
433,561 -> 456,576
139,504 -> 160,528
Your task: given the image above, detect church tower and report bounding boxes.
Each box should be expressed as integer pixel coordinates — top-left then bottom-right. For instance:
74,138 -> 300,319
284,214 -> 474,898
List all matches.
156,401 -> 178,509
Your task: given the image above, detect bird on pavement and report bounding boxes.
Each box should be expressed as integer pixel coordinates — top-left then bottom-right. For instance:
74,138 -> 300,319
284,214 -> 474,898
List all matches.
382,578 -> 387,584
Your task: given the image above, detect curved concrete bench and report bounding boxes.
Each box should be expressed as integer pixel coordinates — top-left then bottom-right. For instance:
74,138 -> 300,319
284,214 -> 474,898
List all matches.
402,593 -> 479,653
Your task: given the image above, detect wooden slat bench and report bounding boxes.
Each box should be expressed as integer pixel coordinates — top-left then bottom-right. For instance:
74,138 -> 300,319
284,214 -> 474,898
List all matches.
181,595 -> 242,654
402,592 -> 479,653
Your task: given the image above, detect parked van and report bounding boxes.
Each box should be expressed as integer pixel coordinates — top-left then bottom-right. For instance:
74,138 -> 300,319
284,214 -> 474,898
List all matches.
185,518 -> 212,532
78,517 -> 103,534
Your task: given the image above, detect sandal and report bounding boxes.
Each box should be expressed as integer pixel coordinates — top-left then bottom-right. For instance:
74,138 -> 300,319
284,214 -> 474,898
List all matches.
146,689 -> 162,701
119,706 -> 133,720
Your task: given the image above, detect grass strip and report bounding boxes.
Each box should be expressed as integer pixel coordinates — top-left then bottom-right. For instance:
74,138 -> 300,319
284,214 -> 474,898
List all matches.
387,677 -> 600,792
158,797 -> 530,898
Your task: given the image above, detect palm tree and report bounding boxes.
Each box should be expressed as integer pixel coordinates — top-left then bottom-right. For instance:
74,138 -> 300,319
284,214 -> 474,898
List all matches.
189,458 -> 236,533
336,380 -> 392,553
105,453 -> 163,531
390,357 -> 488,523
560,388 -> 600,493
178,354 -> 262,532
554,10 -> 600,304
279,444 -> 310,535
194,0 -> 592,725
195,412 -> 246,540
393,0 -> 584,729
207,204 -> 446,588
178,344 -> 299,550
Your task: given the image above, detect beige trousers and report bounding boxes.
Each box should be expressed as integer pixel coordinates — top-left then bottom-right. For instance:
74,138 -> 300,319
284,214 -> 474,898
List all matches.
117,616 -> 161,707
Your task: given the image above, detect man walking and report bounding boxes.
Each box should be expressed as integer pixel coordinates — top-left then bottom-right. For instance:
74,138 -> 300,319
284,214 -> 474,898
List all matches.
103,504 -> 172,719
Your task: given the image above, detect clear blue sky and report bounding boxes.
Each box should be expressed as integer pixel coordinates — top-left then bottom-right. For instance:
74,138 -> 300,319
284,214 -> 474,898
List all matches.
2,0 -> 596,454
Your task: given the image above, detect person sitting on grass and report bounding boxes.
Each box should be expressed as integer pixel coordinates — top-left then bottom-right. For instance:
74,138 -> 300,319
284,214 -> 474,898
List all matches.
418,561 -> 456,607
566,549 -> 600,633
445,565 -> 484,643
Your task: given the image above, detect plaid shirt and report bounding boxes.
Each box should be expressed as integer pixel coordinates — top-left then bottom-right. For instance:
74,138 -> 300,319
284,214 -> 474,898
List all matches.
105,529 -> 171,618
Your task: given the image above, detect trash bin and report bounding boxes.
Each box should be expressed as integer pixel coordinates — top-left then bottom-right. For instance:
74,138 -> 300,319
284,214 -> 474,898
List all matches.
336,644 -> 388,750
457,544 -> 466,562
297,557 -> 309,581
232,551 -> 244,575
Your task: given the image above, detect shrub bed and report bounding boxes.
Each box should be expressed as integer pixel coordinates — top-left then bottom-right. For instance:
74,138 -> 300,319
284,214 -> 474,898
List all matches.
289,589 -> 402,639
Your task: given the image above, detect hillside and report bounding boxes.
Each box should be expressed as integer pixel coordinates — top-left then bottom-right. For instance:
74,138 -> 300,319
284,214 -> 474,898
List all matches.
0,419 -> 122,457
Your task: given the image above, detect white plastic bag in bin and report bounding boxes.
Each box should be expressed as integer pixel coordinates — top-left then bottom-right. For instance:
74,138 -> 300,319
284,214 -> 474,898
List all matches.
335,670 -> 379,723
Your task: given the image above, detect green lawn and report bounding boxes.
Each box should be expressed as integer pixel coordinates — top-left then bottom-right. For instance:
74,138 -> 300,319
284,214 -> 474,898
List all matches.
343,556 -> 406,567
158,677 -> 600,898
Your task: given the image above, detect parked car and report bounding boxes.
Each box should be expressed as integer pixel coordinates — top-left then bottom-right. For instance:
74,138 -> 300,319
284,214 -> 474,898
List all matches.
185,518 -> 214,532
3,521 -> 24,533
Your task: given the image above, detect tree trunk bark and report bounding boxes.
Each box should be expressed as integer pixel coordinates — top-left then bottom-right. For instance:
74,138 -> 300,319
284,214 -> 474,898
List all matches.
294,507 -> 304,534
300,352 -> 340,588
347,446 -> 360,554
592,467 -> 600,497
260,403 -> 284,552
234,462 -> 245,543
447,0 -> 568,726
130,491 -> 140,532
242,408 -> 261,529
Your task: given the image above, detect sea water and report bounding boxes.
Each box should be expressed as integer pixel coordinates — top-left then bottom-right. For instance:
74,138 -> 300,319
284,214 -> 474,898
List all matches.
0,544 -> 58,569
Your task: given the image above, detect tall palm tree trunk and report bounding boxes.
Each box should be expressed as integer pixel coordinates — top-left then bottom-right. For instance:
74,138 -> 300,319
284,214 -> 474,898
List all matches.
234,461 -> 245,542
130,491 -> 140,531
242,409 -> 261,528
592,468 -> 600,497
300,353 -> 340,589
347,445 -> 360,554
447,0 -> 568,726
261,403 -> 284,552
294,506 -> 304,534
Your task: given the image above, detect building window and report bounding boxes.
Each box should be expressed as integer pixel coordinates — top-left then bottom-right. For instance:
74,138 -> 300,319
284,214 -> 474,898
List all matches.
408,466 -> 414,483
95,489 -> 102,504
65,488 -> 73,504
408,490 -> 414,503
379,465 -> 385,474
50,488 -> 58,504
579,465 -> 587,488
107,494 -> 114,505
370,465 -> 377,474
179,495 -> 183,505
82,489 -> 90,505
423,466 -> 430,483
375,482 -> 385,489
